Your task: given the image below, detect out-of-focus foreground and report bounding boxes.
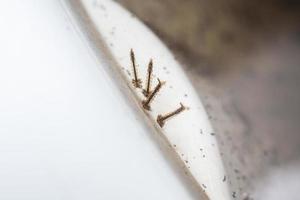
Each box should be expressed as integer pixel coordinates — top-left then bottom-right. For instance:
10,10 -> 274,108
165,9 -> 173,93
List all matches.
117,0 -> 300,199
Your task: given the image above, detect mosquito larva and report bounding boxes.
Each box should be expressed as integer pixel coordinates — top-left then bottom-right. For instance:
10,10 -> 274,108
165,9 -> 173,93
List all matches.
130,49 -> 142,88
142,78 -> 164,110
157,103 -> 186,127
143,59 -> 153,97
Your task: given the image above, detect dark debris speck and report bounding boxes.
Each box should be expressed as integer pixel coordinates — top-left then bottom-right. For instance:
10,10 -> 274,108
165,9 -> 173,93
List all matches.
223,175 -> 226,182
232,191 -> 237,198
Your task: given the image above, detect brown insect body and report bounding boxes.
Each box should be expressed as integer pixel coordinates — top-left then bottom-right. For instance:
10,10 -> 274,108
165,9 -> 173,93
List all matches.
130,49 -> 142,88
157,103 -> 186,127
143,59 -> 153,97
142,78 -> 164,110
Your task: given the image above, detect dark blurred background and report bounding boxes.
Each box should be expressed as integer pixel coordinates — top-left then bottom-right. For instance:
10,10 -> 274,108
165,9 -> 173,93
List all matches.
116,0 -> 300,199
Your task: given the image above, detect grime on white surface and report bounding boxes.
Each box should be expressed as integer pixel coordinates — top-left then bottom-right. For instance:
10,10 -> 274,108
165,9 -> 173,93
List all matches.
67,0 -> 232,199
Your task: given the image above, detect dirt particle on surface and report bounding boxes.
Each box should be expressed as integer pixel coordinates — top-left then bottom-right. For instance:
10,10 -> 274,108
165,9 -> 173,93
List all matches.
223,175 -> 227,182
232,191 -> 237,198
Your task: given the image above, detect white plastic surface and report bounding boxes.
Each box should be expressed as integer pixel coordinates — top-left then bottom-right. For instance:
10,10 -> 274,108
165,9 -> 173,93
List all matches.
68,0 -> 231,199
0,1 -> 199,199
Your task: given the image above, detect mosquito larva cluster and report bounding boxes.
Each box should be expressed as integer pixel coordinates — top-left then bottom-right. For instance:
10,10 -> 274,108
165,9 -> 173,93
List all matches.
129,49 -> 186,127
